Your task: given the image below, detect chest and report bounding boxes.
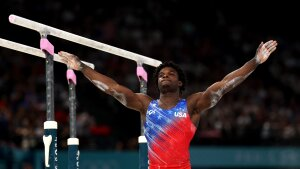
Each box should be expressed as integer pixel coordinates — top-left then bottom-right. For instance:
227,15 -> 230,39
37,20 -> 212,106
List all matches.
145,100 -> 190,128
144,101 -> 196,142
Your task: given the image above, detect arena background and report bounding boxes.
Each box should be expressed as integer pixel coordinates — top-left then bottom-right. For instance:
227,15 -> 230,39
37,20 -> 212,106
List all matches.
0,0 -> 300,168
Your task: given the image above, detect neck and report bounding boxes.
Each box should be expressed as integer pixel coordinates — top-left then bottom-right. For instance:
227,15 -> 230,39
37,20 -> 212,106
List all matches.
160,92 -> 180,100
158,92 -> 181,109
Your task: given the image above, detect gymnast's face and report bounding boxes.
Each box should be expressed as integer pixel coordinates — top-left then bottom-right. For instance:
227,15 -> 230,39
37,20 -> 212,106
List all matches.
157,67 -> 182,93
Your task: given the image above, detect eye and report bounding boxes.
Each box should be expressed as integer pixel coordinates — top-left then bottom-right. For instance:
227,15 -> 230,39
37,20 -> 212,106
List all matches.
169,72 -> 175,76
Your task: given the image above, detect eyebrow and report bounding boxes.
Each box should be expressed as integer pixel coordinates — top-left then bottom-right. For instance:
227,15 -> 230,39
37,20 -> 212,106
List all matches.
159,70 -> 176,75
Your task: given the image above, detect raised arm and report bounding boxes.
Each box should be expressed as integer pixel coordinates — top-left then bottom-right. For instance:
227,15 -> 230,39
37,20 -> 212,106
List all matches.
189,40 -> 277,114
58,51 -> 151,114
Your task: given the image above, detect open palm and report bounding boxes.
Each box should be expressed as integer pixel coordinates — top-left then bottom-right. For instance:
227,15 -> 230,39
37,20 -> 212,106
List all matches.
255,40 -> 277,64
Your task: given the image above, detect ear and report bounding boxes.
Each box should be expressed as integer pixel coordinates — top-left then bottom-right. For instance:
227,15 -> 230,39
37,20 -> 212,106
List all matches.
178,81 -> 183,87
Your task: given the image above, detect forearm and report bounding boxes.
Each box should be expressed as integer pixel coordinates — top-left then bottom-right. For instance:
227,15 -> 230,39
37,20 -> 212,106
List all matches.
203,40 -> 277,109
58,51 -> 132,104
203,57 -> 259,109
80,63 -> 145,110
223,57 -> 259,82
208,57 -> 258,98
80,63 -> 119,93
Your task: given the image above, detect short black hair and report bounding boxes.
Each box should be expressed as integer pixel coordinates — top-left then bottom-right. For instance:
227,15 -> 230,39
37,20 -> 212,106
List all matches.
153,61 -> 186,93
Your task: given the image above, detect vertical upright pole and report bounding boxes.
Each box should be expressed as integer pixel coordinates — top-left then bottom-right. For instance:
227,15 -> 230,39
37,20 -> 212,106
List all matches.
40,34 -> 58,169
66,69 -> 80,169
136,63 -> 148,169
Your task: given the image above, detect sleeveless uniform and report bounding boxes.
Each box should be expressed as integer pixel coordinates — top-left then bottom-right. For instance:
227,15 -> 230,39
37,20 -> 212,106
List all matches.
144,99 -> 196,169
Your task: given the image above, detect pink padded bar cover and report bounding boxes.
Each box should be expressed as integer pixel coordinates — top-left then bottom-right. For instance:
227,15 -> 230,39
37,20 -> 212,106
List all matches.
66,69 -> 77,85
40,38 -> 54,55
136,66 -> 148,82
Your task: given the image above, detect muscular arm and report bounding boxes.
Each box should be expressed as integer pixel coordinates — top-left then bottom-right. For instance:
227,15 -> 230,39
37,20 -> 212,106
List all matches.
201,57 -> 259,109
188,40 -> 277,123
58,51 -> 151,114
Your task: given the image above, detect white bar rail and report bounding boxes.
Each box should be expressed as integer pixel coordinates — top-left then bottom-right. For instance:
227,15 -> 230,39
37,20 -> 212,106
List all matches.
9,14 -> 162,67
0,38 -> 95,69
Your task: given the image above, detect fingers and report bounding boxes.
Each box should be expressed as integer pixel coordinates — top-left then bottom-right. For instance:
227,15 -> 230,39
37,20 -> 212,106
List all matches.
60,57 -> 68,64
58,51 -> 68,57
58,51 -> 82,70
58,51 -> 77,61
58,51 -> 73,59
263,40 -> 277,49
259,40 -> 277,55
58,51 -> 69,64
268,46 -> 277,54
264,40 -> 277,54
257,42 -> 264,50
263,40 -> 273,48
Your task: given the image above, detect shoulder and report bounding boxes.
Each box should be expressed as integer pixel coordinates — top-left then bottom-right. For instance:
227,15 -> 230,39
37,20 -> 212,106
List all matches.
186,92 -> 204,104
136,93 -> 153,109
136,93 -> 153,100
186,92 -> 207,113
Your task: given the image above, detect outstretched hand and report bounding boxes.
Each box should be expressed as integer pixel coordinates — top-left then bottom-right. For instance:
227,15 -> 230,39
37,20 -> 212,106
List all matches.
58,51 -> 83,70
255,40 -> 278,64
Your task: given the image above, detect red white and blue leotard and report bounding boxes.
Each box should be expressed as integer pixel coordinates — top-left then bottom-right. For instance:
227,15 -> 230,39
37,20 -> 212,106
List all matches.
144,99 -> 196,169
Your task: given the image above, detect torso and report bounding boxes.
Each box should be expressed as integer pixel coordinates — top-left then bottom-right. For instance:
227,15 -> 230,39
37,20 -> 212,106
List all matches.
144,99 -> 197,168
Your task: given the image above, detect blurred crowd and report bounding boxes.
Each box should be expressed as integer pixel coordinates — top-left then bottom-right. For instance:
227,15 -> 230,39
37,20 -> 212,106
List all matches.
0,0 -> 299,152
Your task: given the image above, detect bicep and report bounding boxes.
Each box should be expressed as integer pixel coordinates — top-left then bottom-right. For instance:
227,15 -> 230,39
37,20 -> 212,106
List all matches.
109,84 -> 151,113
189,81 -> 224,112
190,65 -> 253,113
84,72 -> 150,113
